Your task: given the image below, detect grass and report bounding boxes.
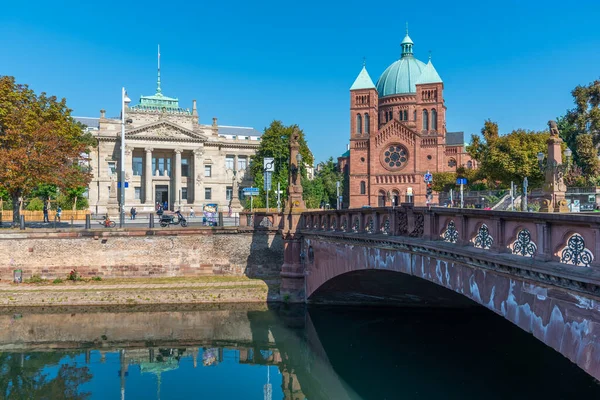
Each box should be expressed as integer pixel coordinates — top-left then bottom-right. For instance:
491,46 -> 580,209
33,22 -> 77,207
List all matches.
25,275 -> 46,284
82,275 -> 260,285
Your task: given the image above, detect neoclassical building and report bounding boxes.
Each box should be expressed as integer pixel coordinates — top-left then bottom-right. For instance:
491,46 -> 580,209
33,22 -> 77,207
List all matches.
346,30 -> 473,208
79,77 -> 260,215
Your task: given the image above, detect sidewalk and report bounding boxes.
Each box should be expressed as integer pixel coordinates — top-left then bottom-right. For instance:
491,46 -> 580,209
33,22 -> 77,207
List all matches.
0,279 -> 271,291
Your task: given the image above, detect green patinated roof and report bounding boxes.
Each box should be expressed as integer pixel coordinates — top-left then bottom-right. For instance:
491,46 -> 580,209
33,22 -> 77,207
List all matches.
414,59 -> 443,85
350,66 -> 376,90
340,149 -> 350,158
401,33 -> 414,45
376,56 -> 427,96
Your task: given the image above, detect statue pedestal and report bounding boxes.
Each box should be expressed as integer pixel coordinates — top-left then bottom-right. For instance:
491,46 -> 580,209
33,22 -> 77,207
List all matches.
107,179 -> 119,217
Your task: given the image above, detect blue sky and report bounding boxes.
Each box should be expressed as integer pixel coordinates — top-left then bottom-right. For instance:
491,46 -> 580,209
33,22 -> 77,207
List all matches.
1,0 -> 599,163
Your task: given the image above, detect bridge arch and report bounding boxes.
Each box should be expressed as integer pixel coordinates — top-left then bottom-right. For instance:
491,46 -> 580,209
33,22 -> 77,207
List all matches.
302,234 -> 600,380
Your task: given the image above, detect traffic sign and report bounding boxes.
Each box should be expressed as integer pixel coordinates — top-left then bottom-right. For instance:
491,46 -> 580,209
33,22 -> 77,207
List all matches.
117,182 -> 129,188
424,171 -> 432,183
456,178 -> 467,185
264,158 -> 275,172
242,187 -> 259,196
264,171 -> 272,191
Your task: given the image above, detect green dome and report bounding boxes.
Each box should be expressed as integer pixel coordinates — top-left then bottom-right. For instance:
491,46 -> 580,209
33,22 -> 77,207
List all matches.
376,56 -> 427,97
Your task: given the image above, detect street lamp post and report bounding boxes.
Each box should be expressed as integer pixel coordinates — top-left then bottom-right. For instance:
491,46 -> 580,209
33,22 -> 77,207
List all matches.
120,87 -> 131,227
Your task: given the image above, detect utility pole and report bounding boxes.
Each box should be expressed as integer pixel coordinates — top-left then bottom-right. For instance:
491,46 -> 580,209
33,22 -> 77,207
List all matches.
510,181 -> 515,211
336,181 -> 340,210
277,182 -> 281,213
523,177 -> 528,211
120,87 -> 126,228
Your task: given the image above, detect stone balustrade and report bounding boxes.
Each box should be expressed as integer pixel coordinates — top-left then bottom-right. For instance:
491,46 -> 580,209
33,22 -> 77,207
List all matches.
299,205 -> 600,269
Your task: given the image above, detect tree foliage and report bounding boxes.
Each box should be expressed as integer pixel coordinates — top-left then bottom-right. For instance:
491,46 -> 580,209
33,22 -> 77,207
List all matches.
0,76 -> 95,222
248,121 -> 313,209
467,120 -> 548,188
575,133 -> 600,180
303,158 -> 344,209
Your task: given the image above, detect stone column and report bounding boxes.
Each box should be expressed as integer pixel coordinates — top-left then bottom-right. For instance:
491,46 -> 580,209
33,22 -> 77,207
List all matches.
174,149 -> 182,209
124,146 -> 134,205
193,148 -> 204,205
230,155 -> 242,213
144,148 -> 153,205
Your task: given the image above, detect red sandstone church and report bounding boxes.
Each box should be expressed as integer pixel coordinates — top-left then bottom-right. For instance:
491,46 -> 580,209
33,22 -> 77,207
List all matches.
341,30 -> 474,208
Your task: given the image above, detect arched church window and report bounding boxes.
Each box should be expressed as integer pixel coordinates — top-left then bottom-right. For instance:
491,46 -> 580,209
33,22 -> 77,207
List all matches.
431,109 -> 437,131
360,181 -> 366,195
403,110 -> 408,121
414,110 -> 417,121
356,114 -> 362,134
364,113 -> 370,134
398,111 -> 403,121
467,161 -> 473,169
422,109 -> 429,131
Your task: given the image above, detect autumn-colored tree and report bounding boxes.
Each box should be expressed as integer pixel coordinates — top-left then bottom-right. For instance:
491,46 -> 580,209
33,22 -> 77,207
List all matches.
248,121 -> 313,209
0,76 -> 94,223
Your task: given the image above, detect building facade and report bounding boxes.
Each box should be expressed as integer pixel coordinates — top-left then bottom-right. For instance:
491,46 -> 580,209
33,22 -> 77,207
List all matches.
80,76 -> 260,215
347,30 -> 473,208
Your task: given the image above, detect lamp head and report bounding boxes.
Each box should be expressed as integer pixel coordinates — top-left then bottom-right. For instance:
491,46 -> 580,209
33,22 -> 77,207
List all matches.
564,148 -> 572,158
296,153 -> 303,163
537,152 -> 545,162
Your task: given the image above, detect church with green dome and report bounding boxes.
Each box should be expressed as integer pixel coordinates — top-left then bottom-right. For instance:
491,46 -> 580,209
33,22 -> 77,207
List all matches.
345,29 -> 474,208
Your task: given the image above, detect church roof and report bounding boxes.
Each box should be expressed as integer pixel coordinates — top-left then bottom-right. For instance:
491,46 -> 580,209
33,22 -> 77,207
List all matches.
340,149 -> 350,158
350,66 -> 376,90
446,131 -> 465,146
415,59 -> 443,85
218,125 -> 262,137
73,116 -> 99,129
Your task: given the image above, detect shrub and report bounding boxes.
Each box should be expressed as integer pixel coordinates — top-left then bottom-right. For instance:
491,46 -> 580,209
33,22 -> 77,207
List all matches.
52,278 -> 64,284
25,198 -> 45,211
67,269 -> 82,281
91,276 -> 102,281
25,274 -> 45,283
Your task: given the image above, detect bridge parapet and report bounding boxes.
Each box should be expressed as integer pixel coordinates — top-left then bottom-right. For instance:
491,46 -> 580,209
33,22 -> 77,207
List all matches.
301,205 -> 600,270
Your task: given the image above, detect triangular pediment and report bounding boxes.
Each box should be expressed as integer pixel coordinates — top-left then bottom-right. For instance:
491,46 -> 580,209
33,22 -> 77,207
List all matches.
374,120 -> 418,148
125,120 -> 207,142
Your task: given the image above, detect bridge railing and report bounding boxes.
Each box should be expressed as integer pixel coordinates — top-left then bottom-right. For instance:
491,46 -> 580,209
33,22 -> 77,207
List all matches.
239,211 -> 283,230
300,205 -> 600,269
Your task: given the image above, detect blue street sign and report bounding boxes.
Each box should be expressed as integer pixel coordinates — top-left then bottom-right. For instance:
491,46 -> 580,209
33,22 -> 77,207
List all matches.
456,178 -> 467,185
243,187 -> 259,196
424,172 -> 432,182
117,182 -> 129,188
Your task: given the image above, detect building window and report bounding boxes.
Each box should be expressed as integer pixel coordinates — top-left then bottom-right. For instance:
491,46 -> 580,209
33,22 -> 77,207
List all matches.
356,114 -> 362,134
132,157 -> 142,176
398,111 -> 403,121
107,162 -> 116,176
225,155 -> 235,170
204,165 -> 212,177
364,113 -> 370,134
448,158 -> 457,168
360,181 -> 366,195
431,109 -> 437,131
388,110 -> 393,121
422,109 -> 429,130
152,157 -> 171,176
414,110 -> 417,121
182,187 -> 188,200
181,158 -> 189,177
226,186 -> 233,201
403,110 -> 408,121
205,187 -> 212,200
237,156 -> 247,170
134,187 -> 141,200
467,161 -> 473,169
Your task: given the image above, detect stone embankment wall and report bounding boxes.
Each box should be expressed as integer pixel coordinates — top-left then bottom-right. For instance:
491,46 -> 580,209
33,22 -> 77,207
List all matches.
0,228 -> 283,280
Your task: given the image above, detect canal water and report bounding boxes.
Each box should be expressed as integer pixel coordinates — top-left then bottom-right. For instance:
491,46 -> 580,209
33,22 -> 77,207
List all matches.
0,304 -> 598,399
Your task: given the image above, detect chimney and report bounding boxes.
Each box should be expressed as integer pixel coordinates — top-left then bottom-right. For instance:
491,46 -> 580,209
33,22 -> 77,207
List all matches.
212,117 -> 218,127
211,117 -> 218,136
100,109 -> 106,119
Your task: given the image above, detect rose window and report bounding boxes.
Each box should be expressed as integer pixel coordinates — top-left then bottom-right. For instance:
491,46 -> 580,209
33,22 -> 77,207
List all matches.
381,144 -> 409,170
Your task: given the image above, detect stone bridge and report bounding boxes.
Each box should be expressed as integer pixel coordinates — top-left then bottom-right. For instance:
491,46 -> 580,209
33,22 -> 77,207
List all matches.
258,205 -> 600,380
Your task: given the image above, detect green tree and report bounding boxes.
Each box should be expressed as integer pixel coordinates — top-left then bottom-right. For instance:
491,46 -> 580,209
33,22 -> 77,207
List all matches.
575,133 -> 600,180
565,79 -> 600,144
0,76 -> 95,224
303,158 -> 344,208
467,120 -> 548,188
431,172 -> 457,192
248,121 -> 313,209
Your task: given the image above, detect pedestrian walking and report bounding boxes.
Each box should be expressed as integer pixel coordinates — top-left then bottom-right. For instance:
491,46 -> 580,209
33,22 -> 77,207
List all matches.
189,207 -> 195,218
56,206 -> 62,222
163,200 -> 168,210
43,200 -> 49,223
130,207 -> 137,220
